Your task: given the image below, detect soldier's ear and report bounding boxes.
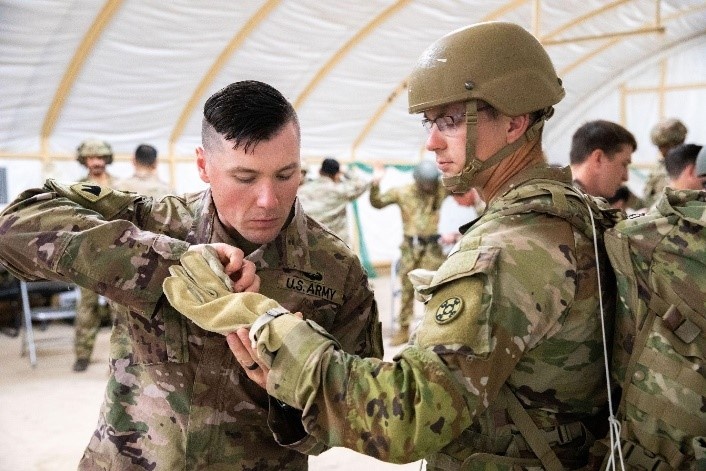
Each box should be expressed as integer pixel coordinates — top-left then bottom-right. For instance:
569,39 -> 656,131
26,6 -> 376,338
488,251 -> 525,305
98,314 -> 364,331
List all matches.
590,148 -> 606,165
196,147 -> 210,184
506,114 -> 530,144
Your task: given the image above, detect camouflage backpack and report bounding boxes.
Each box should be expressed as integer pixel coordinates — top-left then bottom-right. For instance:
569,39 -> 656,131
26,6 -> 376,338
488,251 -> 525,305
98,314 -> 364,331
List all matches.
603,188 -> 706,470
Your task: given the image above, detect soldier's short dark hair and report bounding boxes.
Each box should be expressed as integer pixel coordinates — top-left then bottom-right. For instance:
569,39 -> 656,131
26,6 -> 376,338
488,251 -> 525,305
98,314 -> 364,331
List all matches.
134,144 -> 157,166
570,120 -> 637,165
320,158 -> 340,177
664,143 -> 703,179
202,80 -> 299,154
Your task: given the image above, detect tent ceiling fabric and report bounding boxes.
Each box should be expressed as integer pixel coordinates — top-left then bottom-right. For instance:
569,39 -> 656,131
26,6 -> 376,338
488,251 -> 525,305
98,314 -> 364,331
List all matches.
1,0 -> 705,171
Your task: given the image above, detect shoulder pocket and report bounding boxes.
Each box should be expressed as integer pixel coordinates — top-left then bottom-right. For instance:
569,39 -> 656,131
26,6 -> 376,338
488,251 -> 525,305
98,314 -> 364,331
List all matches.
415,245 -> 500,353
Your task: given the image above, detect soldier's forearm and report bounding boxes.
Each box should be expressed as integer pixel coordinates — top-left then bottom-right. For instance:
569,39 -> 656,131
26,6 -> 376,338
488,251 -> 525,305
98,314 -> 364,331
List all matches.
0,187 -> 189,313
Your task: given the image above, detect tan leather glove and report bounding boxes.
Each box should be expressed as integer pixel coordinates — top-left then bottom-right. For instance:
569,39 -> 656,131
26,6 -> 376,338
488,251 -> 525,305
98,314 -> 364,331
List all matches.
163,246 -> 283,334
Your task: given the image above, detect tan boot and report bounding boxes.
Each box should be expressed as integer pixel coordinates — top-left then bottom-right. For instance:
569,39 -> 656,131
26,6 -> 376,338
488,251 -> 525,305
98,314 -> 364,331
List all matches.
389,326 -> 409,346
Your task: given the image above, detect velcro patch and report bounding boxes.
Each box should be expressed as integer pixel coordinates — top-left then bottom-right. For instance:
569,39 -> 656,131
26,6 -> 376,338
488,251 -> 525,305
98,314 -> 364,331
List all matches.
70,183 -> 112,202
435,297 -> 464,324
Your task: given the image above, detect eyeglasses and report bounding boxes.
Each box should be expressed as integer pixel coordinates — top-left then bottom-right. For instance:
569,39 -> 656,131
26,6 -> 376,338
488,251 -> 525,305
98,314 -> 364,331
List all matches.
421,112 -> 466,135
421,106 -> 490,136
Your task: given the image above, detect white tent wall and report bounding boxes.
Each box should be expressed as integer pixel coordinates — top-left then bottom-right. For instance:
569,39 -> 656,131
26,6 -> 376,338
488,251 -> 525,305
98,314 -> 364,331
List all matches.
1,1 -> 705,267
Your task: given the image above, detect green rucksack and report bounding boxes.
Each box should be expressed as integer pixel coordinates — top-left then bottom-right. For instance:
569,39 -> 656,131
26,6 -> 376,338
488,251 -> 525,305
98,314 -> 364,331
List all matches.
603,188 -> 706,470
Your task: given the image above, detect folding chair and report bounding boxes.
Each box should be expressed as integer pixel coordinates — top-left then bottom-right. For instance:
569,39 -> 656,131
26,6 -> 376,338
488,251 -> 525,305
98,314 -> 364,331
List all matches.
20,280 -> 78,367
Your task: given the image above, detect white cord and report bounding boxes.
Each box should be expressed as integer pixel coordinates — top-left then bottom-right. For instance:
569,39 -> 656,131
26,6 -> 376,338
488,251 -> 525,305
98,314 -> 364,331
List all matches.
583,196 -> 625,470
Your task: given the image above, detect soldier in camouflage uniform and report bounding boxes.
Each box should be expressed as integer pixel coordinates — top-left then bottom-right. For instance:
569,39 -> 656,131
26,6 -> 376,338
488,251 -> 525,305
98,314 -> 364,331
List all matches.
115,144 -> 173,198
0,81 -> 382,470
643,118 -> 688,207
370,160 -> 447,346
73,139 -> 118,372
167,23 -> 622,470
569,120 -> 643,208
297,157 -> 371,246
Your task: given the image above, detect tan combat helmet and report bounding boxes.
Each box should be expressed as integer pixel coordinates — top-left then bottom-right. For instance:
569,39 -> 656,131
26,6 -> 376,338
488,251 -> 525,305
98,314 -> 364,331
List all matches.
650,118 -> 688,148
77,139 -> 113,166
408,22 -> 565,193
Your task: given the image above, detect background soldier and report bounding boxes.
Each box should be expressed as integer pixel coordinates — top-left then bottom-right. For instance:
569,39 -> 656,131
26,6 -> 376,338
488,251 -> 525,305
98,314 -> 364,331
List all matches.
168,22 -> 620,470
663,143 -> 706,191
297,157 -> 371,246
370,160 -> 447,346
643,118 -> 688,207
115,144 -> 172,198
73,139 -> 117,372
569,120 -> 641,207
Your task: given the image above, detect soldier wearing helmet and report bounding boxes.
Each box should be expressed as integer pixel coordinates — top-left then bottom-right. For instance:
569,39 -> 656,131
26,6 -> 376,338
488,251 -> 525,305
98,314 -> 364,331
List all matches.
77,139 -> 114,187
643,118 -> 688,207
177,22 -> 621,470
73,138 -> 117,372
369,159 -> 447,345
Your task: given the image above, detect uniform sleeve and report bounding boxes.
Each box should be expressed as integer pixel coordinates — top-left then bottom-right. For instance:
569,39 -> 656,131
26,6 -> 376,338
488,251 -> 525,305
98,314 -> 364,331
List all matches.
264,215 -> 584,464
337,172 -> 372,202
0,179 -> 191,314
267,254 -> 383,455
368,182 -> 398,209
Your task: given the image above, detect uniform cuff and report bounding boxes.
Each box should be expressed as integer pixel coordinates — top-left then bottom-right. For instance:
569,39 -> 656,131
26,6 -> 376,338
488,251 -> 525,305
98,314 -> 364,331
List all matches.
266,320 -> 337,410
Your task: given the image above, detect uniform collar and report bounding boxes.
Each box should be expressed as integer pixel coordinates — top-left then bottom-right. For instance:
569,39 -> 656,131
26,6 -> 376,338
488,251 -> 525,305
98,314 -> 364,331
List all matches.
191,190 -> 314,273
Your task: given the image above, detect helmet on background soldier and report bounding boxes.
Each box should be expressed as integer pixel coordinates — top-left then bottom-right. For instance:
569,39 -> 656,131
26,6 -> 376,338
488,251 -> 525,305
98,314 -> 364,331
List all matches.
407,21 -> 564,193
77,139 -> 113,166
413,160 -> 440,193
650,118 -> 688,158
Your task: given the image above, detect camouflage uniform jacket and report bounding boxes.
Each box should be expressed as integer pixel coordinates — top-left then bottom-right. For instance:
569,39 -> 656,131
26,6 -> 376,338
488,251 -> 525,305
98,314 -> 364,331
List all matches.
115,172 -> 173,198
0,179 -> 383,471
369,180 -> 446,237
297,172 -> 370,245
80,172 -> 115,186
642,161 -> 669,208
266,166 -> 621,469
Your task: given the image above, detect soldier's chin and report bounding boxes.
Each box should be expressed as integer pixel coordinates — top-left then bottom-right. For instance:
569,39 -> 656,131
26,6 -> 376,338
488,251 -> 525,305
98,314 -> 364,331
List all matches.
243,226 -> 281,245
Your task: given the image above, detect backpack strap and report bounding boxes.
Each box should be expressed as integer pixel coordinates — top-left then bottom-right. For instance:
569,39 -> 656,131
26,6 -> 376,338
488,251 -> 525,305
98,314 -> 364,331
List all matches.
496,385 -> 564,471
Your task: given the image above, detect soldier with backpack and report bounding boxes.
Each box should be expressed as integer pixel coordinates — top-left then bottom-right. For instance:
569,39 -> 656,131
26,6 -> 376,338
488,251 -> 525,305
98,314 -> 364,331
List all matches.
164,22 -> 624,470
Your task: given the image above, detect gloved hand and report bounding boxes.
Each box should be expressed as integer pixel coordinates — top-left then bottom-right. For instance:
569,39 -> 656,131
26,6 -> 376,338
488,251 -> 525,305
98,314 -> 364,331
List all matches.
163,246 -> 282,334
250,313 -> 304,367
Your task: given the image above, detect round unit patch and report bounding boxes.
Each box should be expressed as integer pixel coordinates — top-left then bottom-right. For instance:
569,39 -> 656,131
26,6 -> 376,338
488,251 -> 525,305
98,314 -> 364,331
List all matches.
435,297 -> 463,324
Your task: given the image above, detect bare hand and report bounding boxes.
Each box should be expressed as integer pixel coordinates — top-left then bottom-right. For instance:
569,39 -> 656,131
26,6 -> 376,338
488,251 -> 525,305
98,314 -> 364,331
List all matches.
227,328 -> 269,388
372,162 -> 386,183
189,243 -> 260,293
440,232 -> 460,245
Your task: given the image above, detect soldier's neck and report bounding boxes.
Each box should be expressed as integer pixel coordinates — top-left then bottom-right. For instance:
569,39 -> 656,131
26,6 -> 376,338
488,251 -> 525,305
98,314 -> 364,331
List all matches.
212,217 -> 260,256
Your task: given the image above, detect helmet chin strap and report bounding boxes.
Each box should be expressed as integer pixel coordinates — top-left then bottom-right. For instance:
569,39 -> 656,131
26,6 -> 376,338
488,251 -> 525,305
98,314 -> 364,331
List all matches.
441,100 -> 546,194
